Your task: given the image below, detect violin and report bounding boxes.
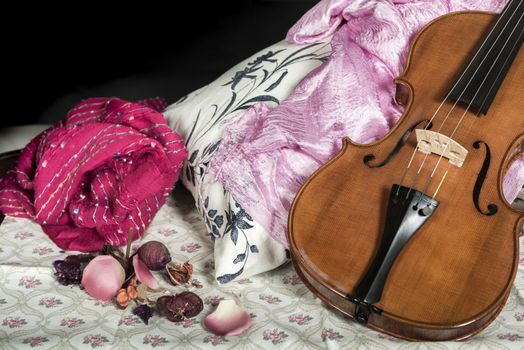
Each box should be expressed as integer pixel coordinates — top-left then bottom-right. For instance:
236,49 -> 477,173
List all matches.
288,1 -> 523,341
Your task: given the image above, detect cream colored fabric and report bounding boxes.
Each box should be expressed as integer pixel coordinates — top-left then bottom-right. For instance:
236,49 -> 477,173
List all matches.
0,186 -> 523,348
164,40 -> 332,282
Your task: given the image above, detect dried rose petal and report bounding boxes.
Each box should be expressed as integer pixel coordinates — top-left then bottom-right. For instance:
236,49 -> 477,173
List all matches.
204,299 -> 252,336
166,261 -> 193,286
132,255 -> 160,290
157,292 -> 203,322
81,255 -> 125,301
137,241 -> 172,270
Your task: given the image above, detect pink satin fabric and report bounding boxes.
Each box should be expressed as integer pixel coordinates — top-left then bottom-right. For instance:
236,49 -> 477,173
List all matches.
209,0 -> 522,247
0,97 -> 187,252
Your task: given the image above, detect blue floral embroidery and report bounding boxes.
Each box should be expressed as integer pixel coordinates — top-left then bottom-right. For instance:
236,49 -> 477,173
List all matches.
226,202 -> 253,245
179,43 -> 330,283
223,50 -> 284,90
216,202 -> 258,284
189,44 -> 328,148
203,197 -> 223,240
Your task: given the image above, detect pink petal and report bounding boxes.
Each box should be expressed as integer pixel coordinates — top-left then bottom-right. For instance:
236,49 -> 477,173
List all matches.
203,299 -> 252,336
81,255 -> 125,301
133,255 -> 160,289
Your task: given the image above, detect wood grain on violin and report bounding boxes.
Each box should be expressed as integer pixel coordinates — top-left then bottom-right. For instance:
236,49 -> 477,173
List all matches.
288,4 -> 523,341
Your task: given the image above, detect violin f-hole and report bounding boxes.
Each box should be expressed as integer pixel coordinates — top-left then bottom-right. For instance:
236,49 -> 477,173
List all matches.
472,140 -> 498,216
363,120 -> 432,168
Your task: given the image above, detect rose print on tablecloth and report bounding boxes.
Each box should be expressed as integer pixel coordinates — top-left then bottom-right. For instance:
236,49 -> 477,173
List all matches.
263,328 -> 288,345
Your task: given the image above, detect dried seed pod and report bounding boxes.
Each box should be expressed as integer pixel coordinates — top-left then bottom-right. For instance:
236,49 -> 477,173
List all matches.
137,241 -> 172,271
166,261 -> 193,286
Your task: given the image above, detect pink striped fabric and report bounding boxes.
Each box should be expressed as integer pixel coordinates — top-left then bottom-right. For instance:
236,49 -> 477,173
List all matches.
0,97 -> 187,252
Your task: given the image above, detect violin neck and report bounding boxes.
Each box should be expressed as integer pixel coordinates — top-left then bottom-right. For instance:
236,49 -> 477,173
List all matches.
448,0 -> 523,115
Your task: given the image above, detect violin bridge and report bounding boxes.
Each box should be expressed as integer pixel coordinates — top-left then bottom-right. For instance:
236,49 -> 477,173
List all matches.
416,130 -> 468,167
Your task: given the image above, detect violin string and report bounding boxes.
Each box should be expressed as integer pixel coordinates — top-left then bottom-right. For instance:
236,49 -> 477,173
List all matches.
404,1 -> 522,199
396,0 -> 517,196
397,1 -> 516,196
477,35 -> 524,114
419,11 -> 524,203
429,27 -> 524,201
432,169 -> 448,199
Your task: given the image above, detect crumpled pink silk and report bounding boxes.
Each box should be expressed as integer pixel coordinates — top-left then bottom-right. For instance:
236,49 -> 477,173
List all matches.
0,97 -> 188,252
209,0 -> 523,247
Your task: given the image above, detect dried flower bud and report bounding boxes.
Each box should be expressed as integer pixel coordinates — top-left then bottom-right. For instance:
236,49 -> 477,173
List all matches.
133,304 -> 154,325
65,254 -> 94,266
137,241 -> 171,271
64,255 -> 81,266
116,288 -> 131,308
54,254 -> 96,286
53,260 -> 81,285
127,285 -> 138,300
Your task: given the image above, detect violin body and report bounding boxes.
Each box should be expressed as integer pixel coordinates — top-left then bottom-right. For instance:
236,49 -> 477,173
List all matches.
288,11 -> 523,341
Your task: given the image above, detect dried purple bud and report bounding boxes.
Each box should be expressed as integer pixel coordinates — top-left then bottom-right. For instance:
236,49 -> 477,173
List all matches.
64,255 -> 81,266
53,254 -> 94,286
53,260 -> 81,285
137,241 -> 171,271
133,304 -> 154,325
77,254 -> 96,263
157,292 -> 203,322
64,254 -> 94,267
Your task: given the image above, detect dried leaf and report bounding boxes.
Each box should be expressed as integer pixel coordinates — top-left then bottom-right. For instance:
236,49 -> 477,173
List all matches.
136,283 -> 148,304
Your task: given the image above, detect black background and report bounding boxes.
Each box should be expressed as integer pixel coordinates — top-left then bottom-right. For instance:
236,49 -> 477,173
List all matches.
3,1 -> 316,127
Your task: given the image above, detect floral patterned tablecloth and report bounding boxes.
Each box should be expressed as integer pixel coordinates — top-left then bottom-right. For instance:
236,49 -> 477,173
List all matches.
0,186 -> 523,350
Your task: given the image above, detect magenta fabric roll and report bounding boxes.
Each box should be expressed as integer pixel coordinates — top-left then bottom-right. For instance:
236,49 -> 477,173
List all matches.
209,0 -> 523,247
0,97 -> 188,252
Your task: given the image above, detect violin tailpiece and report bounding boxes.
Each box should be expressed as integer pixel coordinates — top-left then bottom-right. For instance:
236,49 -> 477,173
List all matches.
350,184 -> 439,323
